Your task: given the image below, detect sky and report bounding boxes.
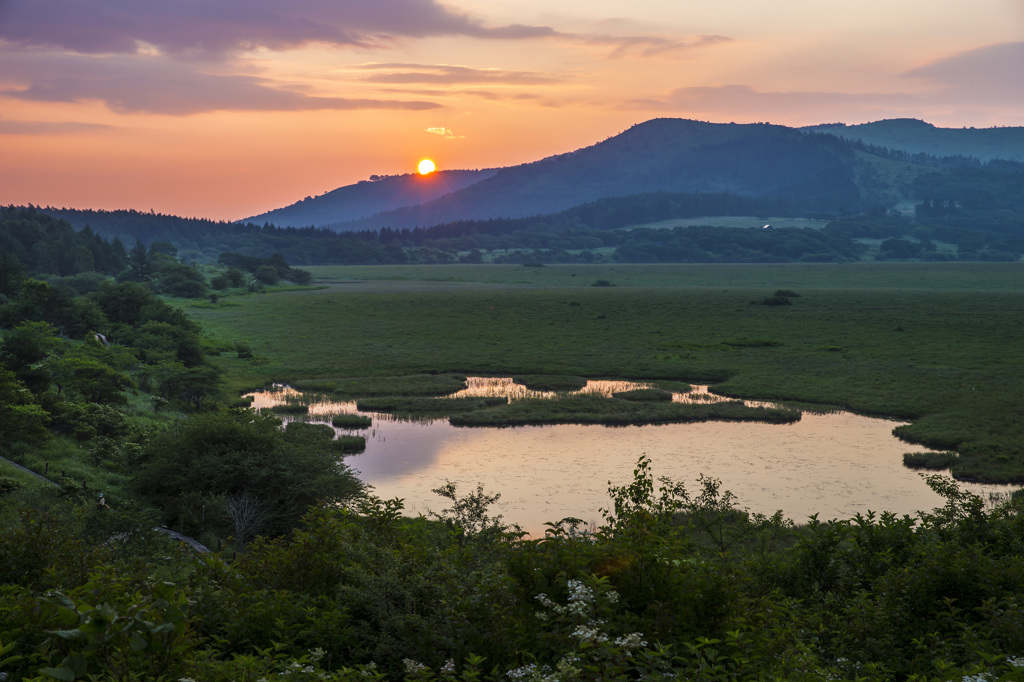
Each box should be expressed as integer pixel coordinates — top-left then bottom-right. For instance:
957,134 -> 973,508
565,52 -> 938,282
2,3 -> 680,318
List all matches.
1,0 -> 1022,220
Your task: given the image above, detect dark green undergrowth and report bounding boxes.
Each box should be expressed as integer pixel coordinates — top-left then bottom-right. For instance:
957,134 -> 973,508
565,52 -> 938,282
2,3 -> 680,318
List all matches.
4,457 -> 1024,681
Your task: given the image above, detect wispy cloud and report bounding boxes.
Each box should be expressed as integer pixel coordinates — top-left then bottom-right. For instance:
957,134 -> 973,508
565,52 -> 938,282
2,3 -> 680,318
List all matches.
582,33 -> 733,59
357,63 -> 561,86
626,84 -> 920,123
0,118 -> 115,135
0,0 -> 557,59
902,42 -> 1024,106
425,127 -> 463,139
0,54 -> 441,115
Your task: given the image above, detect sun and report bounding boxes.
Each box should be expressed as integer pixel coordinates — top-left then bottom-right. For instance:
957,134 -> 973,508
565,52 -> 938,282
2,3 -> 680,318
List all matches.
418,159 -> 436,175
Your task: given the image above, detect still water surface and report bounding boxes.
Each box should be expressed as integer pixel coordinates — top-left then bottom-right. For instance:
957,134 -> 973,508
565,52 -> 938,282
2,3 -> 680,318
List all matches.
248,378 -> 1010,534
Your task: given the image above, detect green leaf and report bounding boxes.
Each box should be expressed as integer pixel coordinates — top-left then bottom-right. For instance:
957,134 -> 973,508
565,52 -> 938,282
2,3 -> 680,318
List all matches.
37,666 -> 76,681
67,653 -> 88,677
47,629 -> 85,642
130,632 -> 149,652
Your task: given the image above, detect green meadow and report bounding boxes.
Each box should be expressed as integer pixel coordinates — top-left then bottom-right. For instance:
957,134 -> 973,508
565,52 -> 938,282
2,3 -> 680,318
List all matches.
185,262 -> 1024,482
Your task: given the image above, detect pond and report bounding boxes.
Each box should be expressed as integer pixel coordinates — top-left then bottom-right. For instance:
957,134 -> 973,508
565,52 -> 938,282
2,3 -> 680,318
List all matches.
248,378 -> 1012,535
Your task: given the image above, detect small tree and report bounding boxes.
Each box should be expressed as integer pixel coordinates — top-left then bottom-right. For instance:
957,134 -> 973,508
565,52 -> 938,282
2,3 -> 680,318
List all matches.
224,492 -> 270,552
253,265 -> 280,286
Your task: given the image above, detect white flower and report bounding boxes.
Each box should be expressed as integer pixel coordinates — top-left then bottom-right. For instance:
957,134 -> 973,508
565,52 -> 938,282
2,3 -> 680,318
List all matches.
441,659 -> 456,674
1008,657 -> 1024,669
570,624 -> 609,644
404,659 -> 428,674
613,632 -> 648,650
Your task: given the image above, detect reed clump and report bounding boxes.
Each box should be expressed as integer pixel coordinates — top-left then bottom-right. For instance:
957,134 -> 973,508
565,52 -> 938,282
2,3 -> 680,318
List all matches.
513,375 -> 588,391
449,394 -> 801,427
612,388 -> 674,402
331,414 -> 372,429
356,396 -> 507,418
331,436 -> 366,453
270,403 -> 308,415
903,451 -> 959,470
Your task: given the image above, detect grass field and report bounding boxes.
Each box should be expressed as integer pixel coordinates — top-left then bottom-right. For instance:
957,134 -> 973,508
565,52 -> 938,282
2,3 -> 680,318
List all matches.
184,262 -> 1024,482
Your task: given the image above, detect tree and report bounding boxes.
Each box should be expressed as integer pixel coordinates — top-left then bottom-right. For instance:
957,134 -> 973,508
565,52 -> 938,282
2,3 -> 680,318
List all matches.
0,367 -> 50,446
134,410 -> 363,535
128,238 -> 150,281
224,492 -> 271,552
253,265 -> 280,285
154,362 -> 222,410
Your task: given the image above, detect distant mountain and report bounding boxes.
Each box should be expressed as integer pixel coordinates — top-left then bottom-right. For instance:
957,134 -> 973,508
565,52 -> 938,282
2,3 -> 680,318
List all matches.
803,119 -> 1024,163
243,168 -> 497,227
288,119 -> 894,231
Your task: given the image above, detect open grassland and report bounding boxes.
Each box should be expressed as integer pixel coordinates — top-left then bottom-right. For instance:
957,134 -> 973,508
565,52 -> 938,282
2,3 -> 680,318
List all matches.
184,262 -> 1024,482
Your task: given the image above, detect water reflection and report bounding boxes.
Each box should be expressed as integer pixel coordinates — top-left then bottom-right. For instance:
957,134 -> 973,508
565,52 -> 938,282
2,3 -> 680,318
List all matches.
247,379 -> 1013,535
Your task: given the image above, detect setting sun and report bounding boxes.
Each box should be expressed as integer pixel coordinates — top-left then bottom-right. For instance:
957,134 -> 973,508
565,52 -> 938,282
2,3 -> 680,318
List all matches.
418,159 -> 436,175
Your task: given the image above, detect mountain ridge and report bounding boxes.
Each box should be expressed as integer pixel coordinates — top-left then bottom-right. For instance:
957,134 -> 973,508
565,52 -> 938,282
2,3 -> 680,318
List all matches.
247,117 -> 1024,232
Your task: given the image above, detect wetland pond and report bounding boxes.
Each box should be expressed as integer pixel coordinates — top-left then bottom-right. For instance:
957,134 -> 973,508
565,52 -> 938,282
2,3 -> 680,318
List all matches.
248,378 -> 1012,535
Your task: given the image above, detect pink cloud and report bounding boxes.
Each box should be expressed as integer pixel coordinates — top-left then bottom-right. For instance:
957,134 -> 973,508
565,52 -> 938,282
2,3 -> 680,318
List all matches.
0,0 -> 556,58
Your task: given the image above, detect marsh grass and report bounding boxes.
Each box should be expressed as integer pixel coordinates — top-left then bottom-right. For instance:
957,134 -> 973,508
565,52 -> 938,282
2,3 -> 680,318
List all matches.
512,375 -> 588,391
612,388 -> 674,402
331,414 -> 372,429
331,436 -> 366,453
903,451 -> 959,470
356,396 -> 508,417
293,373 -> 467,397
449,394 -> 801,427
270,403 -> 308,415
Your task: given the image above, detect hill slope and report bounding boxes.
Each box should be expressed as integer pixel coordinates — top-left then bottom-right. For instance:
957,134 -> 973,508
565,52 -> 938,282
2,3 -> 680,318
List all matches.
804,119 -> 1024,162
319,119 -> 882,231
244,168 -> 497,227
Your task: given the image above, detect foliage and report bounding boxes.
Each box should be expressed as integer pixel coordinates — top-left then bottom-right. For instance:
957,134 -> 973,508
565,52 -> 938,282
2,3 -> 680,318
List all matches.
133,409 -> 363,536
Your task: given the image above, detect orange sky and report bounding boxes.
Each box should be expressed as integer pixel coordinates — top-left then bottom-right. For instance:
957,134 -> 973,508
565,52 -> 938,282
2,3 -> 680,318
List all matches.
1,0 -> 1022,220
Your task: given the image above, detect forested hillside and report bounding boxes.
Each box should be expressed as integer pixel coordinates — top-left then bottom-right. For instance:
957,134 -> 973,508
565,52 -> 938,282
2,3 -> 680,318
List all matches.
805,118 -> 1024,162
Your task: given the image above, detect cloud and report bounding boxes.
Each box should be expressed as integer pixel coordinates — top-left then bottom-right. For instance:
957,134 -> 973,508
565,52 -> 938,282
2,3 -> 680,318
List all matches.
902,42 -> 1024,106
0,53 -> 441,115
425,127 -> 463,139
627,84 -> 922,123
583,33 -> 733,59
0,0 -> 557,58
357,63 -> 560,86
0,119 -> 115,135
